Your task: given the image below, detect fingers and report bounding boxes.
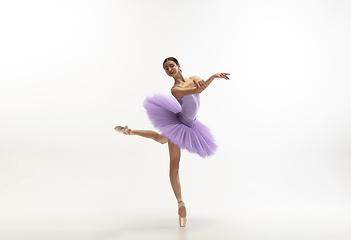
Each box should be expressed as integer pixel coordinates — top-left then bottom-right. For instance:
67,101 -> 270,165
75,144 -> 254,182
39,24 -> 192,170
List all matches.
195,80 -> 207,94
219,73 -> 230,80
199,80 -> 207,90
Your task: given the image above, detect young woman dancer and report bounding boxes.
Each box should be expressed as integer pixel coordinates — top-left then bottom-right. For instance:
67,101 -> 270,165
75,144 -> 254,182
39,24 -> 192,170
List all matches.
115,57 -> 230,227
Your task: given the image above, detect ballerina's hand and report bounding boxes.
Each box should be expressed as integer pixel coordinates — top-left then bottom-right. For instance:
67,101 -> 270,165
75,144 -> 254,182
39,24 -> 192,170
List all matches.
213,73 -> 230,80
195,80 -> 208,93
197,80 -> 208,90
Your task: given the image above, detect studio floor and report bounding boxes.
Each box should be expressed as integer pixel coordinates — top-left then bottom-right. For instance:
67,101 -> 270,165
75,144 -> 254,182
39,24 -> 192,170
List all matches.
1,213 -> 351,240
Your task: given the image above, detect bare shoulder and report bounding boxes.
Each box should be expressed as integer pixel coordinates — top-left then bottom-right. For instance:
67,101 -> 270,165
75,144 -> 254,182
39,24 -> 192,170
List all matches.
191,75 -> 203,81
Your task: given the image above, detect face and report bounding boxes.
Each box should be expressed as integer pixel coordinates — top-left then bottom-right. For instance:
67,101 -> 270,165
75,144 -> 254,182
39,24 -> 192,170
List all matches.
163,61 -> 180,77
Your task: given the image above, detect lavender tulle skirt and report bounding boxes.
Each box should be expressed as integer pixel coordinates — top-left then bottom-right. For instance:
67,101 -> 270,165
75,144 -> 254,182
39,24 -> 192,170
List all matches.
143,94 -> 217,158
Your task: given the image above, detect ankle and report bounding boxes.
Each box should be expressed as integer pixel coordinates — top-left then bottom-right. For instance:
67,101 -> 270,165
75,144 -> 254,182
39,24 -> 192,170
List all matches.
177,198 -> 185,206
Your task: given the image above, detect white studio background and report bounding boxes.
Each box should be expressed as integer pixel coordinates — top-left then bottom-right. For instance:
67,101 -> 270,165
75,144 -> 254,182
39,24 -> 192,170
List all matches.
1,0 -> 351,237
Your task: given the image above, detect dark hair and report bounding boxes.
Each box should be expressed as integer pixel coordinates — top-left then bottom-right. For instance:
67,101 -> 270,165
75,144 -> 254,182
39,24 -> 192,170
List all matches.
163,57 -> 182,72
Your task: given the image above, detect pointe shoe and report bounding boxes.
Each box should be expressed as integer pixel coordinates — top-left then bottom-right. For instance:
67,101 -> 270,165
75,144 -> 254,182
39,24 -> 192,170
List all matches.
177,198 -> 187,227
114,125 -> 134,135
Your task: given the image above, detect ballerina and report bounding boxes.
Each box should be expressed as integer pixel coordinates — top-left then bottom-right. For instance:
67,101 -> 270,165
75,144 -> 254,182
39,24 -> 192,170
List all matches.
115,57 -> 230,227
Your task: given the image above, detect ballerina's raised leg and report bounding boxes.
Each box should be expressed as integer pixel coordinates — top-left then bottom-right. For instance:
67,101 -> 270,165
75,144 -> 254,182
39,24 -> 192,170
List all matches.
114,125 -> 168,144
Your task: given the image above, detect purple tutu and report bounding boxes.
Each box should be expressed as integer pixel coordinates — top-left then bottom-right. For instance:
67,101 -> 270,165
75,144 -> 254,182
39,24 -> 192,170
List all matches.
143,94 -> 217,158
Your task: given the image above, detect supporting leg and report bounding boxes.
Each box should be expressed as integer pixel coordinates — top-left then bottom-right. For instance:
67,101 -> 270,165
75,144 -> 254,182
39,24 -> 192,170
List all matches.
168,140 -> 187,221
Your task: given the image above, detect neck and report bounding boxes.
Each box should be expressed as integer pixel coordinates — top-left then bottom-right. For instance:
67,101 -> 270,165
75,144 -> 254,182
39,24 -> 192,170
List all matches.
173,72 -> 185,85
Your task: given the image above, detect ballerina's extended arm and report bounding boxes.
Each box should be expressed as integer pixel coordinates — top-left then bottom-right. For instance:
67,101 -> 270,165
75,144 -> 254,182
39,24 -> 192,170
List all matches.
193,73 -> 230,93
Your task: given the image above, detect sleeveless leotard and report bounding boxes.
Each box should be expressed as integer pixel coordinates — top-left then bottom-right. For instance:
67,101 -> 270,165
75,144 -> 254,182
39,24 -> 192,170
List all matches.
172,77 -> 199,127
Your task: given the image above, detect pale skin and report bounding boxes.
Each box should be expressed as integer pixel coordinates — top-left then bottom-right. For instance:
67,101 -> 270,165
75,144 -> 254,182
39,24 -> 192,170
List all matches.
115,60 -> 230,219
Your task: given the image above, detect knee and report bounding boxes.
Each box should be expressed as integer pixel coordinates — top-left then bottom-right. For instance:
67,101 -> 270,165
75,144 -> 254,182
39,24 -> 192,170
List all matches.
170,161 -> 179,170
170,157 -> 180,171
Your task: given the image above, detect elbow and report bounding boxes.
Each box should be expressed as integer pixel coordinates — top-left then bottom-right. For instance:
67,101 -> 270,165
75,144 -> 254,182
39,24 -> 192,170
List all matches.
171,89 -> 184,98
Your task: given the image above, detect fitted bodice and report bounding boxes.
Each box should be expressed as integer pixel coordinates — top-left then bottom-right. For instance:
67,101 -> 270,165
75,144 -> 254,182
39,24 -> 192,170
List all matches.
176,94 -> 200,121
171,77 -> 200,127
